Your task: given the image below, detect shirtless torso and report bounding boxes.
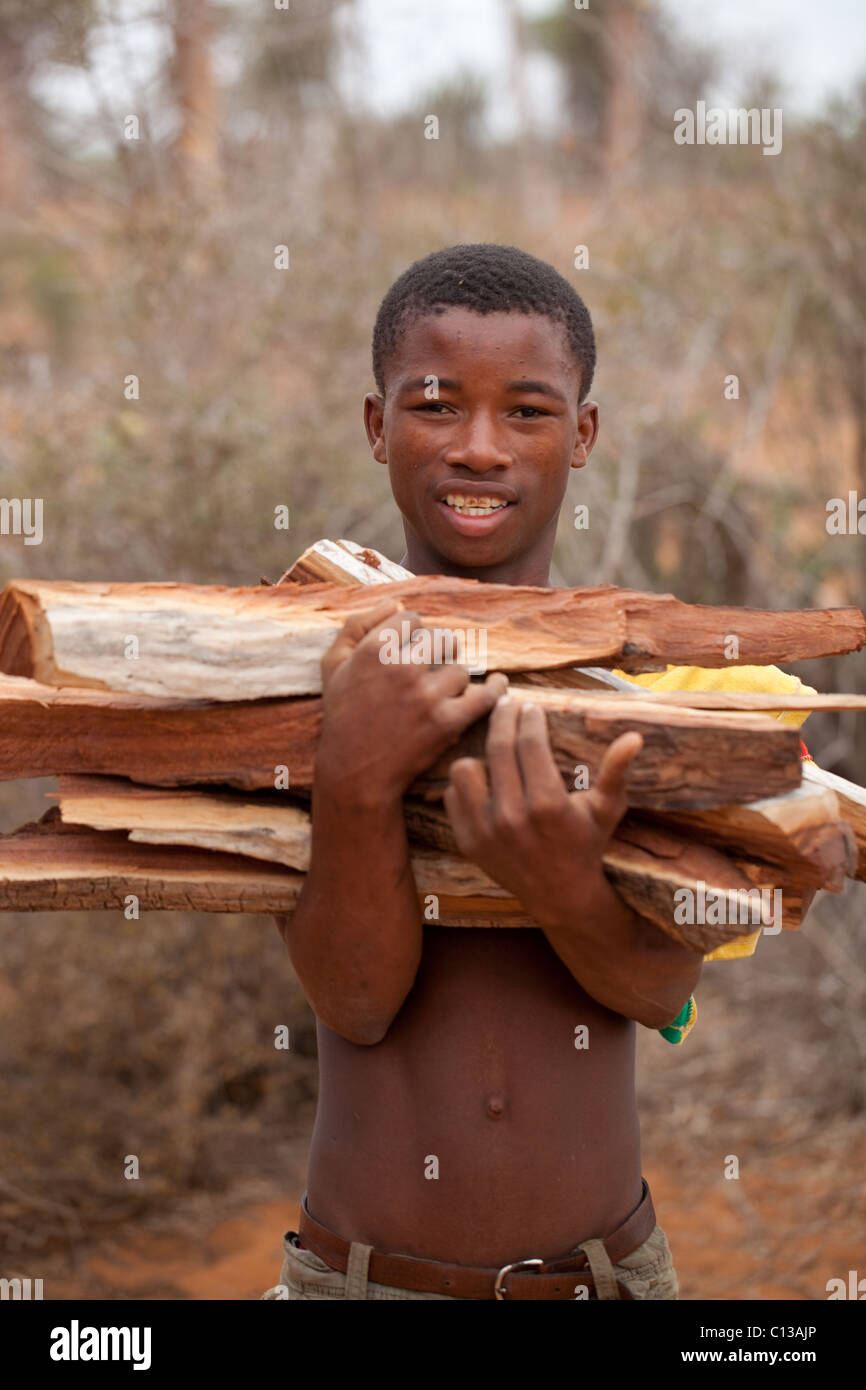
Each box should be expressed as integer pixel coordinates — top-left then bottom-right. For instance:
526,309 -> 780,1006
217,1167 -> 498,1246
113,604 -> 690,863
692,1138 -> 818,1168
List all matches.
307,927 -> 642,1266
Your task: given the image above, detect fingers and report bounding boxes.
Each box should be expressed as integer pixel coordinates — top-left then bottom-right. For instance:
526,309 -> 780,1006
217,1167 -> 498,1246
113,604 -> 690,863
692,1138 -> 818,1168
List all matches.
322,599 -> 403,670
596,731 -> 644,795
359,609 -> 477,671
344,599 -> 404,642
590,731 -> 643,828
361,607 -> 426,662
329,608 -> 496,685
513,700 -> 567,810
484,693 -> 525,814
324,604 -> 435,678
444,757 -> 491,852
438,671 -> 508,735
447,691 -> 564,826
426,660 -> 472,698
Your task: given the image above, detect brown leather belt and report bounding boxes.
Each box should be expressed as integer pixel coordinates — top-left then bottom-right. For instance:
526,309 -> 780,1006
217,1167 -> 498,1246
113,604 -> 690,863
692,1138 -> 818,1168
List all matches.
297,1179 -> 655,1300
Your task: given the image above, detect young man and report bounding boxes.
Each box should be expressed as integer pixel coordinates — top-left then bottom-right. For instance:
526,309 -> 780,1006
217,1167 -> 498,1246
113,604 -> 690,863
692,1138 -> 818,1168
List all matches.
263,244 -> 815,1301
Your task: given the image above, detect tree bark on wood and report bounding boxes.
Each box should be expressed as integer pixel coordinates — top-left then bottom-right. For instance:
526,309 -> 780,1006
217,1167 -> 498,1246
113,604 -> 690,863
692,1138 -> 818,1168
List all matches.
38,785 -> 817,951
0,672 -> 806,810
802,760 -> 866,879
282,539 -> 413,586
2,541 -> 864,945
1,576 -> 862,699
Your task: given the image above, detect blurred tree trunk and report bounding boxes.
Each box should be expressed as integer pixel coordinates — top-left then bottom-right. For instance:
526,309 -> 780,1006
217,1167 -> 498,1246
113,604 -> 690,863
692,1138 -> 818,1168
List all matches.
601,0 -> 646,180
0,34 -> 33,208
503,0 -> 540,222
171,0 -> 222,202
847,341 -> 866,500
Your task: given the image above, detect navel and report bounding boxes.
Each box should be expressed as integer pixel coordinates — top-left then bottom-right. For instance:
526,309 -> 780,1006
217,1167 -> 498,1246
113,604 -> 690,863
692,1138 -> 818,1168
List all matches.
485,1092 -> 506,1120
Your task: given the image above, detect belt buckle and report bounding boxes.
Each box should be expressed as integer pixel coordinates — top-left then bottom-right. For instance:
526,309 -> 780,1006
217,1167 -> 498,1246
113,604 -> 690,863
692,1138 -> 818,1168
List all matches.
494,1257 -> 544,1300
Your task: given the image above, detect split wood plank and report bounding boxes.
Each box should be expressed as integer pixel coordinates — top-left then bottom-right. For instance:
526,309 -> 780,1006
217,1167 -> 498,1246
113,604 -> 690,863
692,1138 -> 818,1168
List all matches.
53,776 -> 813,950
802,761 -> 866,880
0,810 -> 529,927
509,687 -> 866,713
403,779 -> 860,891
648,786 -> 860,889
0,672 -> 318,793
1,575 -> 863,700
0,672 -> 803,810
279,545 -> 630,694
58,773 -> 855,895
401,795 -> 828,933
53,776 -> 513,901
413,683 -> 803,807
0,811 -> 308,916
274,544 -> 866,724
281,539 -> 413,587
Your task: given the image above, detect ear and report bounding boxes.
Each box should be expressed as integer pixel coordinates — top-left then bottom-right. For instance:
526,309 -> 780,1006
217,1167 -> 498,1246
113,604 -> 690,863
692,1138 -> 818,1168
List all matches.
572,400 -> 599,469
363,393 -> 388,465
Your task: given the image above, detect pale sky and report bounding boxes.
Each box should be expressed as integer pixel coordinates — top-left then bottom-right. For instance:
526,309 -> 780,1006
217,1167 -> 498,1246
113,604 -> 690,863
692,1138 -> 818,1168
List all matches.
35,0 -> 866,149
344,0 -> 866,133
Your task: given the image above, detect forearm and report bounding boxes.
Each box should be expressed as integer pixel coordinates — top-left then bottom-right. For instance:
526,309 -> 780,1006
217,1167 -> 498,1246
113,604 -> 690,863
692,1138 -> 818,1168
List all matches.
279,780 -> 423,1045
539,870 -> 703,1028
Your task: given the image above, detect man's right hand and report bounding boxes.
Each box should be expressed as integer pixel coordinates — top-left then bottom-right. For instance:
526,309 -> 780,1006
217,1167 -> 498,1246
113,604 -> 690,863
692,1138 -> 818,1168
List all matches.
314,598 -> 508,807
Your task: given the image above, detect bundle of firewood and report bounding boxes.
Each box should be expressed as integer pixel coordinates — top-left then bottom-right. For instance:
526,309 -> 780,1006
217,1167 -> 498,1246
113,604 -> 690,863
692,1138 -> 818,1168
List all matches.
1,540 -> 865,955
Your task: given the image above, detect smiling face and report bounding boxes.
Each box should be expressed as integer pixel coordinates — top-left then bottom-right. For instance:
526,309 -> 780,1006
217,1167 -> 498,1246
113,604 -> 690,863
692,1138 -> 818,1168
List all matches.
364,306 -> 599,585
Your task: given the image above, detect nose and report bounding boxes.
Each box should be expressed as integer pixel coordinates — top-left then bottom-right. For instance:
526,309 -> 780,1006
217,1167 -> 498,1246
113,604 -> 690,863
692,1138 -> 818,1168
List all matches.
442,409 -> 513,472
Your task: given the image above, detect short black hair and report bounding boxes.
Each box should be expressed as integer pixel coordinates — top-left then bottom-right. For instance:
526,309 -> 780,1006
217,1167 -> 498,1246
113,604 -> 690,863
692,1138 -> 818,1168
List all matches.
371,243 -> 596,402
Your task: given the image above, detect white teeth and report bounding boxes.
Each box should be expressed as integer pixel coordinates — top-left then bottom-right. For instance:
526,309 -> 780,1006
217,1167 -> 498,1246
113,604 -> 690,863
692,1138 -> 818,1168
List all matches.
444,494 -> 509,516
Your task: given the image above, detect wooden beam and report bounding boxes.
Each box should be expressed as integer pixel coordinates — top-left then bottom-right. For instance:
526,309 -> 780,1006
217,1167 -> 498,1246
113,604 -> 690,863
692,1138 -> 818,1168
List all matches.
0,673 -> 323,793
510,686 -> 866,712
281,540 -> 413,587
404,775 -> 859,893
52,777 -> 814,951
0,673 -> 804,810
402,795 -> 823,938
272,545 -> 866,723
649,782 -> 859,890
1,575 -> 862,699
802,761 -> 866,880
421,685 -> 802,808
0,810 -> 530,926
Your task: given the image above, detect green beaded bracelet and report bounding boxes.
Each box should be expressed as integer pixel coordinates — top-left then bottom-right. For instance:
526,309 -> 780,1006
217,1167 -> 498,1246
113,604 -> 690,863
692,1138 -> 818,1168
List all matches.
658,995 -> 696,1044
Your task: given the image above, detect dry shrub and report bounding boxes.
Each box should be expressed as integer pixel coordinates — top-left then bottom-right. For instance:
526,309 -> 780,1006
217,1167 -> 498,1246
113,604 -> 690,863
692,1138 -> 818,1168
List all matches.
0,784 -> 317,1260
638,882 -> 866,1159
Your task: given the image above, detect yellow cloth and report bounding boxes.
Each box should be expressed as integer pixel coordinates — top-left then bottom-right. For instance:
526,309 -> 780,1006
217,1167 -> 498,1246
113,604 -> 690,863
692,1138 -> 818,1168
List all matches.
609,662 -> 818,979
612,662 -> 816,730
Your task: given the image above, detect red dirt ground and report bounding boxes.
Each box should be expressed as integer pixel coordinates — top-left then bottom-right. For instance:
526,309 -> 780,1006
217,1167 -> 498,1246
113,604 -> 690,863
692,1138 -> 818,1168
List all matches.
45,1145 -> 862,1301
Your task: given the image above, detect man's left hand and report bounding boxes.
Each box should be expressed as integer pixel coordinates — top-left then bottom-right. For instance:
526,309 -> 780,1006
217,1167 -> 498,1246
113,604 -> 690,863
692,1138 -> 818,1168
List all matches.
443,690 -> 643,928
